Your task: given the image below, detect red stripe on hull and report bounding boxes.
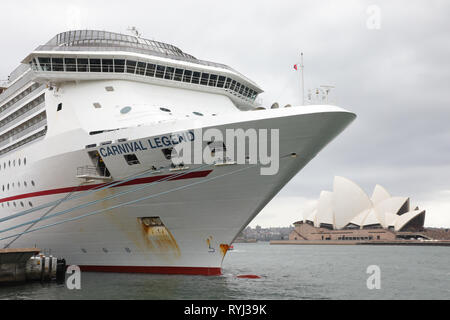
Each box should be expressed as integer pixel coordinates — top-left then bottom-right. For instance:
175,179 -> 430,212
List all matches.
0,170 -> 213,204
79,265 -> 223,276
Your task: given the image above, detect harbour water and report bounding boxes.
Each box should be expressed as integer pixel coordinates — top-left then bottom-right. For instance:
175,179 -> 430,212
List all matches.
0,242 -> 449,300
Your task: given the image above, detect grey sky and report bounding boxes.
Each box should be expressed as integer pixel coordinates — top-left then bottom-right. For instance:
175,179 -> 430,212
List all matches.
1,0 -> 449,227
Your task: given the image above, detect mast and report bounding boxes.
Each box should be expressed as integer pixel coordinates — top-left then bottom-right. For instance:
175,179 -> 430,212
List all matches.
301,52 -> 305,106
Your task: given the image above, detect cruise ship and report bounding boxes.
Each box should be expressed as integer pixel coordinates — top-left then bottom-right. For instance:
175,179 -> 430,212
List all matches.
0,30 -> 355,275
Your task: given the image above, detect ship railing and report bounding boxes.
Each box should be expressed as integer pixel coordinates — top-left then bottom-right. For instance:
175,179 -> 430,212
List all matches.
0,80 -> 8,89
76,166 -> 112,181
0,69 -> 34,105
30,61 -> 259,105
0,102 -> 46,134
33,44 -> 232,70
0,119 -> 47,149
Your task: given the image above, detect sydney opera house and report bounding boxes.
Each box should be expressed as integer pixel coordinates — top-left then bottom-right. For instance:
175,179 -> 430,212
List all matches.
290,177 -> 427,242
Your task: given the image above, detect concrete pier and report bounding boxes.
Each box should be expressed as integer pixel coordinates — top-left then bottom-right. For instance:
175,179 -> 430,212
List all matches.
270,240 -> 450,246
0,248 -> 40,284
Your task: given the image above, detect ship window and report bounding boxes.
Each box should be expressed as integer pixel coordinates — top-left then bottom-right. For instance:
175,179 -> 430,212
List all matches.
57,103 -> 63,111
136,62 -> 146,75
39,57 -> 51,71
114,59 -> 125,73
209,74 -> 218,87
160,107 -> 171,112
193,112 -> 204,116
93,103 -> 102,109
165,67 -> 174,80
161,148 -> 175,160
102,59 -> 114,72
230,80 -> 236,91
235,83 -> 241,93
124,154 -> 140,166
155,65 -> 165,78
90,59 -> 101,72
200,73 -> 209,86
174,69 -> 184,81
183,70 -> 192,83
126,60 -> 137,74
146,64 -> 156,77
77,59 -> 89,72
65,58 -> 77,72
225,78 -> 232,89
217,76 -> 226,88
192,72 -> 201,84
52,58 -> 64,72
120,106 -> 132,114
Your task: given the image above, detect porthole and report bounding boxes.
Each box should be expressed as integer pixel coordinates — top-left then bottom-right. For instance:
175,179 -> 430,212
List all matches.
28,201 -> 33,207
31,180 -> 35,187
160,107 -> 171,113
120,106 -> 132,114
193,112 -> 204,116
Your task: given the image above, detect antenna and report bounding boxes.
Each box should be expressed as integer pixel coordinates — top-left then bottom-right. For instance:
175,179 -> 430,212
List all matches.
320,85 -> 335,104
127,26 -> 142,38
301,52 -> 305,106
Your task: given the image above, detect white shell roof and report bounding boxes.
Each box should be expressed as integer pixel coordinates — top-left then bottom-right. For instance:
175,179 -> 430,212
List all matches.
332,176 -> 372,229
349,208 -> 371,227
371,185 -> 391,205
316,191 -> 334,226
303,177 -> 425,232
395,210 -> 425,231
362,208 -> 380,227
374,197 -> 409,227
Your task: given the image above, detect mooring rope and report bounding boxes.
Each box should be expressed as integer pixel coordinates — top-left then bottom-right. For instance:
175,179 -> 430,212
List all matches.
0,162 -> 262,242
0,161 -> 189,224
0,154 -> 294,243
0,162 -> 214,235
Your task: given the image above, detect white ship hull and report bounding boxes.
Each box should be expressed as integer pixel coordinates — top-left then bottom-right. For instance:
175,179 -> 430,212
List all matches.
0,104 -> 354,275
0,30 -> 356,275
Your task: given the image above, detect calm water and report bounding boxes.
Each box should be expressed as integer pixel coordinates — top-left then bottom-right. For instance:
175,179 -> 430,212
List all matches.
0,242 -> 449,300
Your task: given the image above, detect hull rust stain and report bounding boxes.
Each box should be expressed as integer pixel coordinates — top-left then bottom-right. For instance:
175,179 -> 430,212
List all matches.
139,217 -> 181,258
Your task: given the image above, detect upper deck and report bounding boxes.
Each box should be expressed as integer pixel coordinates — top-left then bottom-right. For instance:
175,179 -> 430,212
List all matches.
16,30 -> 263,108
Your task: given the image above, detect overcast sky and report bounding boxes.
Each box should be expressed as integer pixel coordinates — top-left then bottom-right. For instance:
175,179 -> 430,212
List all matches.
1,0 -> 449,228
